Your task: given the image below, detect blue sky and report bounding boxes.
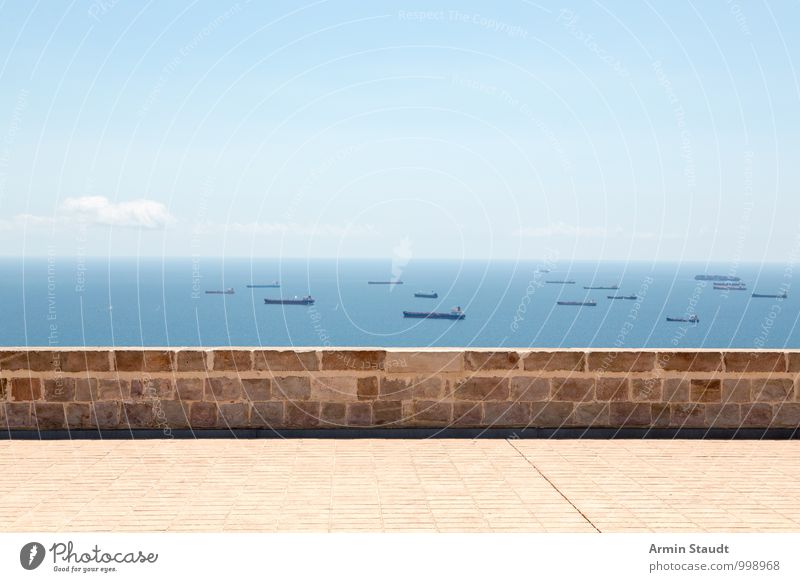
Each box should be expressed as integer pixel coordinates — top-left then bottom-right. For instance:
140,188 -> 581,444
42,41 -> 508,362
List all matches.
0,0 -> 798,262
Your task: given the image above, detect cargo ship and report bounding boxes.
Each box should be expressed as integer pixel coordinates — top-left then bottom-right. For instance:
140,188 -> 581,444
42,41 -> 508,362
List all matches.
414,291 -> 438,299
546,280 -> 576,284
608,295 -> 638,300
695,275 -> 740,281
584,285 -> 619,290
206,288 -> 235,295
264,295 -> 315,305
557,300 -> 596,306
247,281 -> 280,288
368,281 -> 403,285
752,292 -> 788,299
403,307 -> 464,320
666,315 -> 699,323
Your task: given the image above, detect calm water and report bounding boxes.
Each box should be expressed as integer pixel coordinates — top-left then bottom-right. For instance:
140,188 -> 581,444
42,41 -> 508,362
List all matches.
1,258 -> 797,348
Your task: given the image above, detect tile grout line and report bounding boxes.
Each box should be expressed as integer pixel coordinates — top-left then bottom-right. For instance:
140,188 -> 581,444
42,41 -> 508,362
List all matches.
505,439 -> 601,533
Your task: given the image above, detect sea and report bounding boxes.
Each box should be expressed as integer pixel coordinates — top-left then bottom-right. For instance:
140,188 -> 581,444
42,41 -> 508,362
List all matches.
0,258 -> 796,349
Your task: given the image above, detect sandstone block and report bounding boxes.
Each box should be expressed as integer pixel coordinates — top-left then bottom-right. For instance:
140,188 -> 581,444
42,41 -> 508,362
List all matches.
254,350 -> 319,371
523,351 -> 585,372
175,378 -> 205,401
251,402 -> 284,427
724,351 -> 786,372
572,402 -> 610,426
33,402 -> 67,429
122,402 -> 155,428
483,402 -> 531,426
10,378 -> 41,401
412,401 -> 452,424
705,404 -> 741,428
379,377 -> 413,400
741,403 -> 773,427
551,378 -> 594,402
373,401 -> 403,425
65,403 -> 92,428
92,402 -> 120,429
131,378 -> 173,399
218,402 -> 249,428
452,402 -> 482,426
175,350 -> 208,371
113,350 -> 174,372
510,377 -> 549,401
286,401 -> 321,427
159,401 -> 190,429
320,402 -> 346,426
670,403 -> 706,428
241,378 -> 271,401
587,351 -> 656,372
62,351 -> 113,372
752,379 -> 794,402
595,377 -> 628,401
5,403 -> 31,428
772,403 -> 800,427
205,377 -> 244,401
609,402 -> 652,427
630,378 -> 662,401
189,402 -> 218,428
657,351 -> 722,372
272,376 -> 311,400
322,350 -> 385,371
385,351 -> 463,373
650,403 -> 671,428
310,376 -> 357,401
663,379 -> 690,402
43,378 -> 75,401
345,402 -> 371,426
454,377 -> 509,401
357,377 -> 379,400
529,402 -> 574,426
212,350 -> 253,371
721,379 -> 751,403
690,379 -> 721,403
465,351 -> 520,371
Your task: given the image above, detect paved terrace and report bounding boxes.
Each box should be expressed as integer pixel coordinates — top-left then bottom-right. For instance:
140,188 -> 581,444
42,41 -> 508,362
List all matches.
1,439 -> 798,532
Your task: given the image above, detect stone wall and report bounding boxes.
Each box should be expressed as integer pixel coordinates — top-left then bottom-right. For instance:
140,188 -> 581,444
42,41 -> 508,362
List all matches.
0,349 -> 798,432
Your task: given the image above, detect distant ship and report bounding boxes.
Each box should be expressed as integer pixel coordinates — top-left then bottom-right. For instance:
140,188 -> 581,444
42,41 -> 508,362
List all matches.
752,292 -> 788,299
546,280 -> 576,284
536,269 -> 551,273
264,295 -> 315,305
695,275 -> 740,281
206,288 -> 235,295
368,281 -> 403,285
557,300 -> 597,306
414,291 -> 438,298
667,315 -> 699,323
584,285 -> 619,290
713,283 -> 747,290
403,307 -> 465,320
608,295 -> 638,300
247,281 -> 280,288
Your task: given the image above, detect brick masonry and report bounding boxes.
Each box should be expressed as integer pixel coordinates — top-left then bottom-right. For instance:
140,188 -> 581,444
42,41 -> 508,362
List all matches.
0,349 -> 798,431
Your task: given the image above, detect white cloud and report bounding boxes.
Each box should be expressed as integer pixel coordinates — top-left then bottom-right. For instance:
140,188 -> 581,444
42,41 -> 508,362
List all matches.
61,196 -> 173,229
515,222 -> 623,238
514,222 -> 669,240
216,221 -> 378,237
